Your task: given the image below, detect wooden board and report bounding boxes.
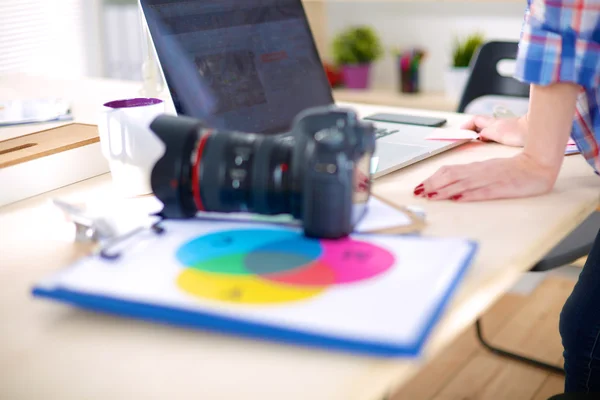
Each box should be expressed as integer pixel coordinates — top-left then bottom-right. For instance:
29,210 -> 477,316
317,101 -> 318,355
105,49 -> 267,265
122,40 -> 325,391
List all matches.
0,123 -> 99,168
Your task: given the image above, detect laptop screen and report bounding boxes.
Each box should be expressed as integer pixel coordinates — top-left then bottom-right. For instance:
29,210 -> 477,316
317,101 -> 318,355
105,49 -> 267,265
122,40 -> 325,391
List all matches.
140,0 -> 334,134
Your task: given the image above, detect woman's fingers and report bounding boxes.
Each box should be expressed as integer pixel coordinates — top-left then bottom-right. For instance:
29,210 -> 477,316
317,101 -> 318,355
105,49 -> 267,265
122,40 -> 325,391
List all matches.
414,161 -> 503,201
414,154 -> 557,203
415,164 -> 476,196
425,177 -> 484,200
460,115 -> 494,132
478,124 -> 504,143
458,185 -> 500,201
453,183 -> 517,202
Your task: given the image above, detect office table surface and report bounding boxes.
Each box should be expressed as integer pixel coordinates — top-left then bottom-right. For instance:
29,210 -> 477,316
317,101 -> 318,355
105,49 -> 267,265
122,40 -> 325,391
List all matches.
2,77 -> 600,400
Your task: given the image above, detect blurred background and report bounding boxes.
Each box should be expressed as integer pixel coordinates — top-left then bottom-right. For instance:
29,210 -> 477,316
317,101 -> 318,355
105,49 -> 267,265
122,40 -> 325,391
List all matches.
0,0 -> 526,111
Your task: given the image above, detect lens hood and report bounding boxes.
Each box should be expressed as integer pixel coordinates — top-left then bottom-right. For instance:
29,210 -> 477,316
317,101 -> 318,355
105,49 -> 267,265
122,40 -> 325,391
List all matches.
150,114 -> 204,218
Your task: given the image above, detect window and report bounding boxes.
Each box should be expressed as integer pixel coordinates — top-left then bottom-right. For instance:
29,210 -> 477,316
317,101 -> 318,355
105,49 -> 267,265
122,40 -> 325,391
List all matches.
0,0 -> 97,77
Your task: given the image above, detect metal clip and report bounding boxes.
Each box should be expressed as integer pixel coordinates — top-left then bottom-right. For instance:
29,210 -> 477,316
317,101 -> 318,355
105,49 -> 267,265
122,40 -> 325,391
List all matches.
52,199 -> 118,243
53,199 -> 165,260
98,221 -> 166,261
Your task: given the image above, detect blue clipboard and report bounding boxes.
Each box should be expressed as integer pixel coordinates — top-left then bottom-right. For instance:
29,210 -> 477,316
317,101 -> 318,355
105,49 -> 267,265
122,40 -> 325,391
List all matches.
32,221 -> 478,358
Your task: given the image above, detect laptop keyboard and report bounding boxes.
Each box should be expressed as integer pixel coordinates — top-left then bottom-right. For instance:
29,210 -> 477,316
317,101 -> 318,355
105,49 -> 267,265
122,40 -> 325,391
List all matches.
375,128 -> 399,139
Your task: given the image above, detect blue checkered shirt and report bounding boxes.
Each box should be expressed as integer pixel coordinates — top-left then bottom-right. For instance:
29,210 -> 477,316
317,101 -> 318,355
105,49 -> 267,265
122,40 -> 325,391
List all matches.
514,0 -> 600,172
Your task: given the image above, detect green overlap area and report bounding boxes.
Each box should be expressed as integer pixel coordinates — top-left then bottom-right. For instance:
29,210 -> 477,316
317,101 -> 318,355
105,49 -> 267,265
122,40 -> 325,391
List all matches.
190,253 -> 248,275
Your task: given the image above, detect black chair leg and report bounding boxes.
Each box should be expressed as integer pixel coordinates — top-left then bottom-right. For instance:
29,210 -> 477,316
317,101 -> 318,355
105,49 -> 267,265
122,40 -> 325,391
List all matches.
475,318 -> 565,375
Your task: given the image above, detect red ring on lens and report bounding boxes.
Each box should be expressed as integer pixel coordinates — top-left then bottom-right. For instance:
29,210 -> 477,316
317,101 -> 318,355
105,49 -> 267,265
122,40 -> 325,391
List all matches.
192,130 -> 212,211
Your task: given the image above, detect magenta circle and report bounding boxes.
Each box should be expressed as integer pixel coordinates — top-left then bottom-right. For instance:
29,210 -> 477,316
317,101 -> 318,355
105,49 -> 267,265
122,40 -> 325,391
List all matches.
319,238 -> 395,284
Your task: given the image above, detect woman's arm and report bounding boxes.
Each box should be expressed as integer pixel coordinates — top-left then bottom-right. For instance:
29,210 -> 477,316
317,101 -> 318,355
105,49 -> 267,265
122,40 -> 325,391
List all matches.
523,82 -> 580,178
415,83 -> 580,201
413,0 -> 598,202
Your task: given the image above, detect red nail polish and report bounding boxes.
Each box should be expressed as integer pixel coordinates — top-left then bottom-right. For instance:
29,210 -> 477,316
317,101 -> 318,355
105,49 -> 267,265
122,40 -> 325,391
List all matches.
451,194 -> 462,201
427,192 -> 438,198
414,187 -> 424,195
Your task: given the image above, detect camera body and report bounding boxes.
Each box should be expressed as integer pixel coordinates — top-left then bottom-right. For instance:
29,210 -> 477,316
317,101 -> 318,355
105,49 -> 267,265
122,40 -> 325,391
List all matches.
150,105 -> 376,238
288,107 -> 375,237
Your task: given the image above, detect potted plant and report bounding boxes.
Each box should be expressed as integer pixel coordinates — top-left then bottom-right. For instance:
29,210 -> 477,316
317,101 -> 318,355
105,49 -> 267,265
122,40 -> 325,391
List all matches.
332,26 -> 383,89
444,33 -> 484,101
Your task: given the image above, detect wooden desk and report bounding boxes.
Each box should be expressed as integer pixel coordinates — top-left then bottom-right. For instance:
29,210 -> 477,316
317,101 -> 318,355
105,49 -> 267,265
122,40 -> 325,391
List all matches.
1,78 -> 600,400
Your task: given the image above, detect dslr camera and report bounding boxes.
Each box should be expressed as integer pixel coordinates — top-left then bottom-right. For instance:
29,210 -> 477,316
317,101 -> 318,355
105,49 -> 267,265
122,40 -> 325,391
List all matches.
149,106 -> 376,239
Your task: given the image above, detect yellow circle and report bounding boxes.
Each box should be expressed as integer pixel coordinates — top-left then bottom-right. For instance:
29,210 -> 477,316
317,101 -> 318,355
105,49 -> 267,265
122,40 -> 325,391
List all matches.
177,268 -> 325,305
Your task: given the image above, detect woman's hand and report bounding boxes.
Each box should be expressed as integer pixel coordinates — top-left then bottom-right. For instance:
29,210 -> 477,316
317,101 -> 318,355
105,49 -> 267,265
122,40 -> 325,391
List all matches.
413,152 -> 557,202
462,115 -> 528,147
415,74 -> 579,203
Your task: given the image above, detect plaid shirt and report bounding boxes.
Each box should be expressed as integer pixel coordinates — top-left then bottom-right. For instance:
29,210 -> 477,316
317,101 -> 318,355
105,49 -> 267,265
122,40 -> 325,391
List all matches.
514,0 -> 600,172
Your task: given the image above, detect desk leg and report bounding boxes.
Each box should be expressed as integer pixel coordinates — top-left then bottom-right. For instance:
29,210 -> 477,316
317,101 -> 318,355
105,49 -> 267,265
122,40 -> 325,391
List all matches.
475,319 -> 565,375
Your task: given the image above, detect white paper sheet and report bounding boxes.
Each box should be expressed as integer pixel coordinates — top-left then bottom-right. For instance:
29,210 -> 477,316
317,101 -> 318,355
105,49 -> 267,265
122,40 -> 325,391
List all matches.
425,128 -> 479,141
36,220 -> 476,352
0,98 -> 73,126
354,197 -> 412,232
192,196 -> 413,233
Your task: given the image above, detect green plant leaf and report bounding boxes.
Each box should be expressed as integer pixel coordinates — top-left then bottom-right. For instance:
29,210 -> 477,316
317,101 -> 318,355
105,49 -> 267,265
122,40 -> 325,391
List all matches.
332,26 -> 383,65
451,32 -> 484,68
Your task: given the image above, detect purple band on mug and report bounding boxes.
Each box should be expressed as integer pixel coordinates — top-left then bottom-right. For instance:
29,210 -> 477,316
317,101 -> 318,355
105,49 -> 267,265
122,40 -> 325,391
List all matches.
104,98 -> 163,109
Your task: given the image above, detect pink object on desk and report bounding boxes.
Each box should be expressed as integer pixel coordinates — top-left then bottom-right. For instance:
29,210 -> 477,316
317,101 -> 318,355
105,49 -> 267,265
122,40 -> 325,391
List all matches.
427,129 -> 580,155
425,128 -> 480,141
566,139 -> 579,155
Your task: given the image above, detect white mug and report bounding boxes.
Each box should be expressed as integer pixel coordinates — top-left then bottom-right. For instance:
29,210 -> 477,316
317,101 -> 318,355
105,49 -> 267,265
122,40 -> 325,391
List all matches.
97,98 -> 165,197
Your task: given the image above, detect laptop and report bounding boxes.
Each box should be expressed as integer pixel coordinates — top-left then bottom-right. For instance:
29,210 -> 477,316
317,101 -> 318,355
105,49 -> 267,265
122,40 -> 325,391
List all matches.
139,0 -> 467,179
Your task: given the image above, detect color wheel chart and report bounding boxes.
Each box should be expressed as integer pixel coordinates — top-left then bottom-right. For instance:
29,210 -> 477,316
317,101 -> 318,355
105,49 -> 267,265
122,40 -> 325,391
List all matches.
175,228 -> 395,305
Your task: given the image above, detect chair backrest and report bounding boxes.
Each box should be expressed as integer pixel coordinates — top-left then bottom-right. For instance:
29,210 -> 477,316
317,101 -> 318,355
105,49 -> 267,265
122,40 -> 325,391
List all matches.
457,41 -> 530,113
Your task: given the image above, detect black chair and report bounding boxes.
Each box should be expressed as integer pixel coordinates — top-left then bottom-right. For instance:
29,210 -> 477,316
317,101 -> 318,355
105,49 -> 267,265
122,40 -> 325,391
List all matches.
458,40 -> 600,375
457,41 -> 530,113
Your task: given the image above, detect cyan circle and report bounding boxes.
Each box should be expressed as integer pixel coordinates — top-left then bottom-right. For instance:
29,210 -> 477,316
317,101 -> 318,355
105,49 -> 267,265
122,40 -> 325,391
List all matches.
176,228 -> 300,267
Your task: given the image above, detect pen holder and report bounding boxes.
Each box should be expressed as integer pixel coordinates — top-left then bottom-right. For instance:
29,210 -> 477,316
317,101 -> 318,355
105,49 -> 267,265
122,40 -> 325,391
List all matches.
399,67 -> 420,94
396,50 -> 424,94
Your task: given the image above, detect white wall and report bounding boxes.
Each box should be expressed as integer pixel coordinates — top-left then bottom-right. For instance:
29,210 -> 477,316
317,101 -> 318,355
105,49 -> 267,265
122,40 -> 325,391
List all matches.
0,0 -> 143,81
325,1 -> 527,93
0,0 -> 526,91
0,0 -> 103,78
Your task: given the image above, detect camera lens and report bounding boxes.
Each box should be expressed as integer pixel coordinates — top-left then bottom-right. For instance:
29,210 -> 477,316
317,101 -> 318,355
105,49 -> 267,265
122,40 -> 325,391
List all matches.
149,114 -> 301,220
194,130 -> 298,217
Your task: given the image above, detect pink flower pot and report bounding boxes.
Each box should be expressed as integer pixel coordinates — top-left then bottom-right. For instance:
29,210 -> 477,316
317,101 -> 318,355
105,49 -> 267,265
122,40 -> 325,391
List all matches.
342,64 -> 371,89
